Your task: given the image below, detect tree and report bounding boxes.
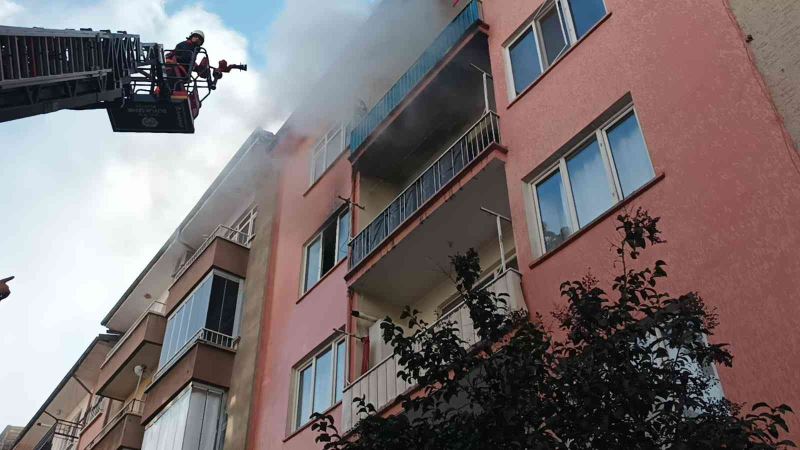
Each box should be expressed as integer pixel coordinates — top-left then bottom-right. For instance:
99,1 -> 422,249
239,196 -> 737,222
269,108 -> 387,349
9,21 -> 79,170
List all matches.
313,209 -> 795,449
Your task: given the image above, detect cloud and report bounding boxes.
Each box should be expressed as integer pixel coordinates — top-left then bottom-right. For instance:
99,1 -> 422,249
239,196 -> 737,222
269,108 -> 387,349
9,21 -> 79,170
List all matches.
0,0 -> 263,428
0,0 -> 22,22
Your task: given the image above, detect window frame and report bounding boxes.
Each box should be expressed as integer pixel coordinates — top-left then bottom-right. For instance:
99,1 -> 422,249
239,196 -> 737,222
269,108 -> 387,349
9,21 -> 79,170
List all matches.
159,269 -> 245,370
503,0 -> 607,100
291,336 -> 348,430
529,105 -> 653,256
310,124 -> 348,185
301,208 -> 351,294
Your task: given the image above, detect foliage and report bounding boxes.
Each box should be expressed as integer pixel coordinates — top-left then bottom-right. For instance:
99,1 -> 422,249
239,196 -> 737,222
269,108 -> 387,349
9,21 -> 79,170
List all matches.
313,208 -> 794,449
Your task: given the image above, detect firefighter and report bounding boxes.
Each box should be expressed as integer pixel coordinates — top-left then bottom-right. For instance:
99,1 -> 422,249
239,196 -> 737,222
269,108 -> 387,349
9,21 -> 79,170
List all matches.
166,30 -> 210,91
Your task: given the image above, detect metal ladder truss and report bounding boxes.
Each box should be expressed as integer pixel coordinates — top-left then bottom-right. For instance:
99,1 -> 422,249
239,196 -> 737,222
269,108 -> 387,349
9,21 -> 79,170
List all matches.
0,25 -> 143,122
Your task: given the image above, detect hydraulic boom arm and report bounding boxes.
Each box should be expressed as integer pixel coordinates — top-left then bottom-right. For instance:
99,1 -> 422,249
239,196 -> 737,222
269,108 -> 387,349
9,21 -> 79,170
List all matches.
0,25 -> 246,133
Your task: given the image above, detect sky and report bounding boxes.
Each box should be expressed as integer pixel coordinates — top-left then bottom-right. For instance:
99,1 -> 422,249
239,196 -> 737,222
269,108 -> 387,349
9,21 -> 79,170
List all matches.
0,0 -> 374,429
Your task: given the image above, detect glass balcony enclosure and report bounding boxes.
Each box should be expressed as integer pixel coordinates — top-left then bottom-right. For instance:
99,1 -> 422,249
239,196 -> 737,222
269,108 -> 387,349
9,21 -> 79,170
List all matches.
141,383 -> 225,450
158,270 -> 243,371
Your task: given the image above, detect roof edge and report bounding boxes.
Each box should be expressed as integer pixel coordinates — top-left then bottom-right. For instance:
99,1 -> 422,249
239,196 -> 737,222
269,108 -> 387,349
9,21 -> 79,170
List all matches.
100,128 -> 277,327
12,334 -> 118,450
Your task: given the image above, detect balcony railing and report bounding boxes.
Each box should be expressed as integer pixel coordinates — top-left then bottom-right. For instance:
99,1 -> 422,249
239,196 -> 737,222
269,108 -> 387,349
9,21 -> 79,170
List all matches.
349,0 -> 484,153
82,399 -> 105,427
85,399 -> 143,450
152,328 -> 237,381
173,224 -> 252,282
103,300 -> 166,365
341,269 -> 524,432
350,111 -> 500,269
34,420 -> 82,450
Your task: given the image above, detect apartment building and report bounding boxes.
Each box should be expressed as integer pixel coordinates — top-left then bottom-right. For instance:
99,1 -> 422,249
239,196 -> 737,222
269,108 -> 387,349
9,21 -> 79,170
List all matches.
245,0 -> 800,448
11,129 -> 277,450
12,0 -> 800,449
0,427 -> 22,450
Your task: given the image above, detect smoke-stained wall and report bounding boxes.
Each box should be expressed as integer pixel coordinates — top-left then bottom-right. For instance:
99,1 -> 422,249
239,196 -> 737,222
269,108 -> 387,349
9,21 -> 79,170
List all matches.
727,0 -> 800,150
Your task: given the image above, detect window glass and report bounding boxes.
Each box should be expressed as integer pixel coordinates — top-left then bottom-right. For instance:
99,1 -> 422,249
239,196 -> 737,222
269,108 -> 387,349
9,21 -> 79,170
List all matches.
296,366 -> 314,428
337,210 -> 351,262
536,170 -> 572,251
294,339 -> 346,429
313,348 -> 333,414
175,303 -> 191,354
321,223 -> 337,275
567,138 -> 615,227
311,147 -> 325,182
567,0 -> 606,39
326,129 -> 344,162
206,278 -> 225,335
509,28 -> 541,95
220,278 -> 239,336
188,277 -> 211,340
606,112 -> 654,197
540,6 -> 567,65
335,341 -> 346,403
304,238 -> 322,292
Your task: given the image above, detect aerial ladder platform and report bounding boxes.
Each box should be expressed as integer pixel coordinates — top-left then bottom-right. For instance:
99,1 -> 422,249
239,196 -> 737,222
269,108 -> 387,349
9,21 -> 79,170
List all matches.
0,25 -> 246,133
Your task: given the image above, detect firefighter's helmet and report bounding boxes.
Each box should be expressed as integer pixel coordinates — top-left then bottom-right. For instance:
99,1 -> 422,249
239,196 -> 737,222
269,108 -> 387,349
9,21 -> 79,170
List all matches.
189,30 -> 205,43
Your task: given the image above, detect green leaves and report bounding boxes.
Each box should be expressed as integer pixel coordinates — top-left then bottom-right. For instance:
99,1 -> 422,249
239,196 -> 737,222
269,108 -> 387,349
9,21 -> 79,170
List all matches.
314,209 -> 794,449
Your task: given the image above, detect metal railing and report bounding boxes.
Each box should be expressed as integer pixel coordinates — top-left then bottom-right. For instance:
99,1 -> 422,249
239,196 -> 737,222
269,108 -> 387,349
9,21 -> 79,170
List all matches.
103,300 -> 166,366
341,269 -> 524,432
84,399 -> 143,450
349,0 -> 483,153
152,328 -> 237,382
33,420 -> 82,450
173,224 -> 252,282
350,111 -> 500,268
82,399 -> 105,427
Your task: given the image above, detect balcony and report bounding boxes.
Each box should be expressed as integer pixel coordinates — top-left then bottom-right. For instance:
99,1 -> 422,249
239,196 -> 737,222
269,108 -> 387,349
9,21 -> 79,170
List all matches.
351,111 -> 500,270
84,400 -> 144,450
341,269 -> 526,432
350,0 -> 485,155
142,329 -> 237,424
96,301 -> 166,401
33,420 -> 81,450
167,225 -> 250,315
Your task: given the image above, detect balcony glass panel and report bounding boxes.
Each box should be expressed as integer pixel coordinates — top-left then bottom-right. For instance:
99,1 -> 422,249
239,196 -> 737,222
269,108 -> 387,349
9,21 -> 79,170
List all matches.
158,271 -> 241,370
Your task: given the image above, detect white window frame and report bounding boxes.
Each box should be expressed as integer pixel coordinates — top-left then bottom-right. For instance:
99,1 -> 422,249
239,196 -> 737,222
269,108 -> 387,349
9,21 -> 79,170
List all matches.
529,105 -> 653,256
503,0 -> 607,100
301,208 -> 351,294
310,124 -> 348,185
159,269 -> 245,371
291,336 -> 348,430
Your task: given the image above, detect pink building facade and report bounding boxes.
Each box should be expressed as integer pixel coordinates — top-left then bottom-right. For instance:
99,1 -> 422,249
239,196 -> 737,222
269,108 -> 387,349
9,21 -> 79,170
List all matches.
248,0 -> 800,448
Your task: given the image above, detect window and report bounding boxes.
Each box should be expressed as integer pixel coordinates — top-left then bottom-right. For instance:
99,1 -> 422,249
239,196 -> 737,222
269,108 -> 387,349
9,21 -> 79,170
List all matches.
159,271 -> 243,370
310,125 -> 347,184
302,208 -> 350,293
642,331 -> 725,414
293,338 -> 347,429
142,383 -> 225,450
505,0 -> 607,97
531,106 -> 654,254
